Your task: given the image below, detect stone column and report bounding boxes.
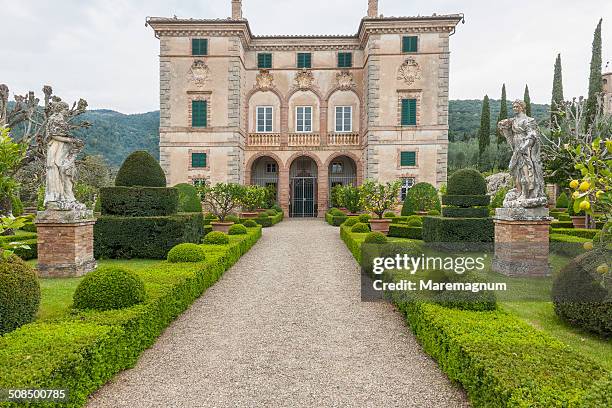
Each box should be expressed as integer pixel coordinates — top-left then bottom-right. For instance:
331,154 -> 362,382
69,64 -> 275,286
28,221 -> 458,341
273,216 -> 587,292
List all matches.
493,207 -> 552,277
280,105 -> 289,147
318,167 -> 329,217
279,167 -> 290,217
35,209 -> 97,278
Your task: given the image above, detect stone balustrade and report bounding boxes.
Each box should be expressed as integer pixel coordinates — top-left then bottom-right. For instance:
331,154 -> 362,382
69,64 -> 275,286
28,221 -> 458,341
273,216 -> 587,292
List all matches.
247,133 -> 281,146
288,133 -> 321,146
328,132 -> 360,146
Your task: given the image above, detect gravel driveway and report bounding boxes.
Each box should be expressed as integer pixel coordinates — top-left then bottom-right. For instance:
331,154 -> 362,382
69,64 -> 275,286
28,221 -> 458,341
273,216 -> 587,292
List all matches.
88,219 -> 469,407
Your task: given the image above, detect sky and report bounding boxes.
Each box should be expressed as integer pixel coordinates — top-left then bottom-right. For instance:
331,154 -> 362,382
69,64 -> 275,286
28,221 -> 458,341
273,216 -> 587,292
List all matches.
1,0 -> 611,114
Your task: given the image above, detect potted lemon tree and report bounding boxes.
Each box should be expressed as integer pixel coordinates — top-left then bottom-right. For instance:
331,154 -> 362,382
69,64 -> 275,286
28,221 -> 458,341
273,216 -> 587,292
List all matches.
359,180 -> 401,235
200,183 -> 244,233
241,185 -> 266,219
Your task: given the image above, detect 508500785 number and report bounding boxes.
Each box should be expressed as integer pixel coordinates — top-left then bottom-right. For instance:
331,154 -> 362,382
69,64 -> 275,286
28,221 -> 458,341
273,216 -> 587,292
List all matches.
0,389 -> 69,402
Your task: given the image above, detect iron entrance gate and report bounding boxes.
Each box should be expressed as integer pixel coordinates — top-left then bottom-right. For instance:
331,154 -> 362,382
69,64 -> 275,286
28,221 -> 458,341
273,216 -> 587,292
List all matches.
290,177 -> 317,217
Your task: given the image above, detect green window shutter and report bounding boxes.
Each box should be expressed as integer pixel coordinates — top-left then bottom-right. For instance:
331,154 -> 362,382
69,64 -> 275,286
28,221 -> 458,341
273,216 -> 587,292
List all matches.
402,36 -> 418,53
400,151 -> 416,167
338,52 -> 353,68
297,53 -> 312,68
401,98 -> 417,126
258,53 -> 272,69
192,100 -> 207,127
192,153 -> 207,168
192,39 -> 208,56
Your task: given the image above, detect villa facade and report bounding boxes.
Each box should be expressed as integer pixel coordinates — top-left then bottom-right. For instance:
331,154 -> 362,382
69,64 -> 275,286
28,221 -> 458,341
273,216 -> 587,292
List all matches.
147,0 -> 462,217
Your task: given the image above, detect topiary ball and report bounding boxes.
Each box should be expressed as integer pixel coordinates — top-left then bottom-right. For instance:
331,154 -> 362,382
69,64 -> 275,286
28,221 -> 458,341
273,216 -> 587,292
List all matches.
351,222 -> 370,233
167,243 -> 206,263
203,231 -> 230,245
243,219 -> 258,227
358,214 -> 371,223
115,151 -> 166,187
272,205 -> 282,213
447,169 -> 487,195
228,224 -> 248,235
401,182 -> 440,216
0,255 -> 40,335
343,217 -> 358,227
73,266 -> 145,311
174,183 -> 203,213
364,231 -> 388,244
225,215 -> 240,223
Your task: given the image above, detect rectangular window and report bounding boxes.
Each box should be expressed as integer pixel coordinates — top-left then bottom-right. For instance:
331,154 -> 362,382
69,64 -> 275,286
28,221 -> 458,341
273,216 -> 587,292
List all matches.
401,98 -> 417,126
297,53 -> 312,68
337,52 -> 353,68
192,100 -> 207,127
266,163 -> 277,173
192,178 -> 206,188
400,177 -> 415,200
258,53 -> 272,69
402,36 -> 418,53
256,106 -> 273,133
296,106 -> 312,133
192,39 -> 208,56
335,106 -> 352,132
400,151 -> 417,167
191,153 -> 207,168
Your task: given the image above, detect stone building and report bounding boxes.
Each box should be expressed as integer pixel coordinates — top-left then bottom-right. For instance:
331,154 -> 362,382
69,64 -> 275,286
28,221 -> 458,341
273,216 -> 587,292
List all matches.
604,72 -> 612,114
147,0 -> 462,217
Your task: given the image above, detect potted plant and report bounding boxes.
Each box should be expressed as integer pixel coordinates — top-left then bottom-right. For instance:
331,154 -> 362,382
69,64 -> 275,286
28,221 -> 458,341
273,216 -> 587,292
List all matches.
342,185 -> 362,215
359,180 -> 401,235
200,183 -> 244,232
568,195 -> 587,228
330,185 -> 346,212
241,185 -> 266,219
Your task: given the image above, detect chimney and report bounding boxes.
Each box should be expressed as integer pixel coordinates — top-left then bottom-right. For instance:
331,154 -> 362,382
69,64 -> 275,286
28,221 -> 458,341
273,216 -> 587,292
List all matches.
367,0 -> 378,18
232,0 -> 243,20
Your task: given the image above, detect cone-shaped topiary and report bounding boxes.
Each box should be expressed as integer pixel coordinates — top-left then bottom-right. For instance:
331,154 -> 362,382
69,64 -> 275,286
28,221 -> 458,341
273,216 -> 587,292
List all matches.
73,266 -> 145,311
115,151 -> 166,187
0,255 -> 40,335
167,243 -> 206,263
556,192 -> 570,209
447,169 -> 487,195
175,183 -> 203,213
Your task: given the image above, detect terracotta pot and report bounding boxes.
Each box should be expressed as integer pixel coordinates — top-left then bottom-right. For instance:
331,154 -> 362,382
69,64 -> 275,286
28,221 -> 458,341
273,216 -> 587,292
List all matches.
369,219 -> 392,235
570,216 -> 587,229
415,211 -> 428,216
241,212 -> 258,219
210,221 -> 234,233
339,208 -> 348,213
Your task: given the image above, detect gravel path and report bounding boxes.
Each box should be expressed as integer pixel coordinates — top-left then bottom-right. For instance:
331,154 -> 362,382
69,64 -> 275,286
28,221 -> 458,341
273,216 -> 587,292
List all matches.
88,219 -> 469,407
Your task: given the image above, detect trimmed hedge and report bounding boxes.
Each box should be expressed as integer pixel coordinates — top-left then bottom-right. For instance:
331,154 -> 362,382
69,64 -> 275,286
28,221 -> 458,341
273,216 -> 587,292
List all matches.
114,151 -> 166,187
388,224 -> 423,240
167,243 -> 206,263
447,169 -> 487,195
0,256 -> 40,335
0,232 -> 37,245
551,220 -> 574,229
11,239 -> 38,261
441,206 -> 489,218
73,266 -> 145,311
175,183 -> 203,213
242,219 -> 258,228
94,213 -> 204,259
351,222 -> 370,233
99,187 -> 179,216
0,227 -> 262,407
254,211 -> 283,227
442,195 -> 490,208
325,212 -> 348,226
551,228 -> 599,240
423,216 -> 494,243
342,217 -> 359,227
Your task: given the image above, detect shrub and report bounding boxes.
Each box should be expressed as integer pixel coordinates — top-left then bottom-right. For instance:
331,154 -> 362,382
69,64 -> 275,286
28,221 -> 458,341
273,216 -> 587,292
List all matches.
388,224 -> 422,239
581,371 -> 612,407
264,209 -> 276,216
556,191 -> 570,209
342,217 -> 358,227
99,187 -> 178,216
551,228 -> 599,240
114,151 -> 166,187
94,213 -> 204,259
243,219 -> 258,227
552,250 -> 611,336
73,266 -> 145,311
228,224 -> 248,235
225,215 -> 240,224
240,185 -> 266,212
272,204 -> 282,213
325,212 -> 347,227
11,239 -> 38,261
342,185 -> 362,213
447,168 -> 486,195
358,214 -> 371,223
423,216 -> 494,243
401,182 -> 441,215
427,209 -> 440,216
384,211 -> 396,218
203,231 -> 230,245
490,186 -> 508,209
0,255 -> 40,335
11,196 -> 23,216
426,269 -> 497,311
442,207 -> 489,218
329,208 -> 345,216
442,194 -> 490,208
174,183 -> 202,213
167,243 -> 206,263
364,231 -> 388,244
351,222 -> 370,233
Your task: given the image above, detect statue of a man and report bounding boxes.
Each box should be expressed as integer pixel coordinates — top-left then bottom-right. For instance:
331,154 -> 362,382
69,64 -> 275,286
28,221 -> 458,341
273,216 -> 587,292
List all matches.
44,98 -> 86,211
497,100 -> 547,208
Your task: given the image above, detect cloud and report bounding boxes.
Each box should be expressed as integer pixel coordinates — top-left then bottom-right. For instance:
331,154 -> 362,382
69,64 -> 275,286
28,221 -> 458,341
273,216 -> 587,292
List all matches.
1,0 -> 610,113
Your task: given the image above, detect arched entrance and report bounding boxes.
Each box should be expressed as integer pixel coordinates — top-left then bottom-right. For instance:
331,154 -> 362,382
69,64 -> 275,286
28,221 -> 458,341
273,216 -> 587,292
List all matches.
289,156 -> 318,217
328,155 -> 357,206
250,156 -> 280,204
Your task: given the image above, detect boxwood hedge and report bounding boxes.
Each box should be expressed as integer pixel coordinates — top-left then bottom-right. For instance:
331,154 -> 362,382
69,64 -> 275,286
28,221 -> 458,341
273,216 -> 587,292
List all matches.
441,206 -> 489,218
388,224 -> 423,239
441,195 -> 490,208
99,187 -> 179,217
422,216 -> 494,243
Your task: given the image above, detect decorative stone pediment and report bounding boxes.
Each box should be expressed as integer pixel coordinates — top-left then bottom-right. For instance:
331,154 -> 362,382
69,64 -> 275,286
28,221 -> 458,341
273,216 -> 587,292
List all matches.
336,70 -> 355,90
189,60 -> 210,87
255,69 -> 274,90
294,69 -> 315,90
397,57 -> 421,86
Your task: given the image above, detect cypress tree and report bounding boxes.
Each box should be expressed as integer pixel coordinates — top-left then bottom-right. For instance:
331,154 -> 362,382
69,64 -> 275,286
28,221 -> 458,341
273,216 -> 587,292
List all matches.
585,18 -> 603,131
478,95 -> 491,157
523,84 -> 532,116
551,54 -> 564,127
496,84 -> 508,144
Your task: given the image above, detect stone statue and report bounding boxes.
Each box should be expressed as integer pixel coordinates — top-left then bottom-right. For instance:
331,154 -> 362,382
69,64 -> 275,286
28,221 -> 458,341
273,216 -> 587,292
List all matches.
44,98 -> 86,211
497,100 -> 547,209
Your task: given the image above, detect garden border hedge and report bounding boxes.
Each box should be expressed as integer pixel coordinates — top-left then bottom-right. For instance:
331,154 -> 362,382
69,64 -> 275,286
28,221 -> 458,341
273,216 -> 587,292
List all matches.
99,187 -> 179,217
388,224 -> 423,239
325,212 -> 348,226
551,228 -> 599,240
253,211 -> 283,227
0,226 -> 262,407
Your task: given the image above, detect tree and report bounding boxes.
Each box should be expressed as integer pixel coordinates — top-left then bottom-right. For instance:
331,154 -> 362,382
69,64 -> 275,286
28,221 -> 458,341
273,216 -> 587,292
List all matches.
585,18 -> 603,132
0,127 -> 27,216
359,180 -> 401,219
523,84 -> 532,116
551,54 -> 564,127
496,85 -> 508,145
478,95 -> 491,165
199,183 -> 244,222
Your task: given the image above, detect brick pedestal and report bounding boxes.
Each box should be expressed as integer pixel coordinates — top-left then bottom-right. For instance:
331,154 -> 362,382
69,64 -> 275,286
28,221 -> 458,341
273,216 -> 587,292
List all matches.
35,210 -> 97,278
493,209 -> 552,277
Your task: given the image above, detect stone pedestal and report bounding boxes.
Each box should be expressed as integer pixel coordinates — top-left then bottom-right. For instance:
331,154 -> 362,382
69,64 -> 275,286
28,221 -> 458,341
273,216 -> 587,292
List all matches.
35,209 -> 97,278
493,207 -> 552,277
